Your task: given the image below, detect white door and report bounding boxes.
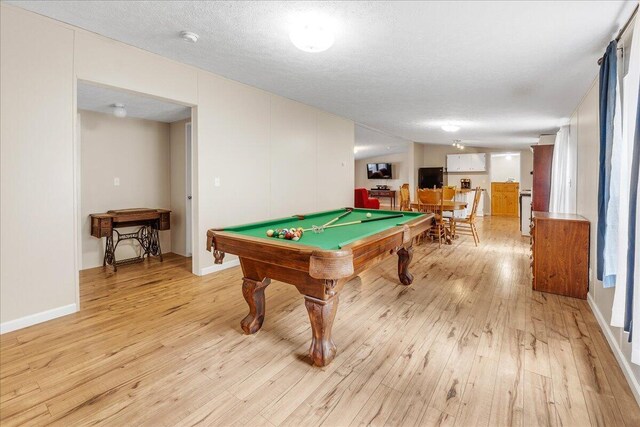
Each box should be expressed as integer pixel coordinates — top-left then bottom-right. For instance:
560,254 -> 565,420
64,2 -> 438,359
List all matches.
185,122 -> 192,257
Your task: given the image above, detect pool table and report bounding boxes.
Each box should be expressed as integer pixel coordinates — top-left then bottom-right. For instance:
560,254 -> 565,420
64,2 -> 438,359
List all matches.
206,208 -> 433,367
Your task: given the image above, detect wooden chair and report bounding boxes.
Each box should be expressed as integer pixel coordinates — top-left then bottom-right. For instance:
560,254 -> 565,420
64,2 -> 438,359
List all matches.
442,186 -> 456,201
441,186 -> 457,223
416,188 -> 446,247
453,187 -> 482,246
399,183 -> 411,211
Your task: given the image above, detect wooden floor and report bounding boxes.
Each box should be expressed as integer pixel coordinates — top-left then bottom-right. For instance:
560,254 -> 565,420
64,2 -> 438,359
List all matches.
1,217 -> 639,426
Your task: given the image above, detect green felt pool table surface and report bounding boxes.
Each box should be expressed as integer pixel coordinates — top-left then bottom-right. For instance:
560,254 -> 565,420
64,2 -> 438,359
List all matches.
222,208 -> 425,250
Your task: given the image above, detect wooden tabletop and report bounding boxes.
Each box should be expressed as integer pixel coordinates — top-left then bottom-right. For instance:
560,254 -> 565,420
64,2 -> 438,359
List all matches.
410,201 -> 467,212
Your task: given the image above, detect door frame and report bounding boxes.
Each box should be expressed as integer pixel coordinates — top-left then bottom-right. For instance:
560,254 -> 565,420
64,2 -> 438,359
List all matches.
185,121 -> 193,257
73,80 -> 199,312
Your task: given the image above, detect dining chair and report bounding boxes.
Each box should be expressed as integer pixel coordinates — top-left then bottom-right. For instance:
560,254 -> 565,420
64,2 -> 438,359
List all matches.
453,187 -> 482,246
442,186 -> 456,201
416,188 -> 446,247
399,183 -> 411,211
441,186 -> 457,224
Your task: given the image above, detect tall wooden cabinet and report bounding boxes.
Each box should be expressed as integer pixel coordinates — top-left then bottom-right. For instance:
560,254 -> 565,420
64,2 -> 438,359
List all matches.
532,145 -> 554,212
530,212 -> 590,299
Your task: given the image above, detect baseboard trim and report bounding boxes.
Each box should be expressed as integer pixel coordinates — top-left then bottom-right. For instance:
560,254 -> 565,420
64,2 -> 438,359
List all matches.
0,303 -> 77,335
587,293 -> 640,405
199,259 -> 240,276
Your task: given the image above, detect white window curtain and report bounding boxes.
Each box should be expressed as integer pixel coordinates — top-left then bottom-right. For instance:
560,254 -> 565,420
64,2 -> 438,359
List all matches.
611,1 -> 640,365
549,125 -> 576,213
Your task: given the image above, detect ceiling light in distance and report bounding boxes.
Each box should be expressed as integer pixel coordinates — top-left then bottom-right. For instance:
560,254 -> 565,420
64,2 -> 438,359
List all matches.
180,31 -> 199,43
442,124 -> 461,132
111,103 -> 127,118
290,14 -> 335,53
353,147 -> 359,154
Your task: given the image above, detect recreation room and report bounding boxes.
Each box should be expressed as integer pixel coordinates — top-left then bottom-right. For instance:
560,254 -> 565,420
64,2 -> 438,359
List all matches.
1,1 -> 640,426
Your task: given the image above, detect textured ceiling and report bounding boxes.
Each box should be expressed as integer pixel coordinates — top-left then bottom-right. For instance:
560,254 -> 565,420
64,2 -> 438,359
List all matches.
11,1 -> 636,148
355,125 -> 410,160
77,82 -> 191,123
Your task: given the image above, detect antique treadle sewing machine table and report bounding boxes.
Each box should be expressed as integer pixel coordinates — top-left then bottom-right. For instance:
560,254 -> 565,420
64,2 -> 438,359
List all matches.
90,208 -> 171,271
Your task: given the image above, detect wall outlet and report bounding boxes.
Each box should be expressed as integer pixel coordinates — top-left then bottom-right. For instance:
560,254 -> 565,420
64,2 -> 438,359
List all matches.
214,177 -> 220,187
113,177 -> 120,186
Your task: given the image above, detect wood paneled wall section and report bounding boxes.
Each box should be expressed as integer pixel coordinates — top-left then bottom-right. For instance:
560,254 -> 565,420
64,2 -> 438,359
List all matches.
532,145 -> 554,212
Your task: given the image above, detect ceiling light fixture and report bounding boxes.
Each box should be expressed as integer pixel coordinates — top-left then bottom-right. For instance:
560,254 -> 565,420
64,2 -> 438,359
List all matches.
111,103 -> 127,118
180,31 -> 199,43
442,124 -> 461,132
353,147 -> 359,154
290,14 -> 335,53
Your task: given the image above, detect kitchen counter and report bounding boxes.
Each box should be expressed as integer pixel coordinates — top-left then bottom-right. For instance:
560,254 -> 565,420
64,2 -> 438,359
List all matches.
455,188 -> 485,193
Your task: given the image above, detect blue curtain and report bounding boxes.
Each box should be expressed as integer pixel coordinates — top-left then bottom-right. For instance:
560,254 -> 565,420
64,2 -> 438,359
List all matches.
625,85 -> 640,336
598,41 -> 618,281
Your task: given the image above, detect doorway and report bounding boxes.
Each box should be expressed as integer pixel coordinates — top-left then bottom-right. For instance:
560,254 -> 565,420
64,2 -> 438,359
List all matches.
490,152 -> 521,217
76,81 -> 194,273
490,152 -> 521,183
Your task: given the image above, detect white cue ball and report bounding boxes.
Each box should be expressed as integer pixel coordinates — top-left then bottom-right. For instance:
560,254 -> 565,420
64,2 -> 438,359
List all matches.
366,212 -> 372,218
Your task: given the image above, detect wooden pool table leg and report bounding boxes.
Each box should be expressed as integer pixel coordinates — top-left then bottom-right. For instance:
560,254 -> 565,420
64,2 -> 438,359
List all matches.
304,294 -> 338,367
397,245 -> 414,285
241,277 -> 271,334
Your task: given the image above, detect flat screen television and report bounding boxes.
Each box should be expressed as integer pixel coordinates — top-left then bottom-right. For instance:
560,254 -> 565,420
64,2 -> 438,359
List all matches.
367,163 -> 393,179
418,167 -> 444,189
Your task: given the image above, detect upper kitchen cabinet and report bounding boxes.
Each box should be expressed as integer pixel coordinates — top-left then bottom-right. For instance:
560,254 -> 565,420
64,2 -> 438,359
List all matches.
447,153 -> 487,172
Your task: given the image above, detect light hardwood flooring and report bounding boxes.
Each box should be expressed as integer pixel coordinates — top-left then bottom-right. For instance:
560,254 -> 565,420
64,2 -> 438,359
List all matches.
1,217 -> 639,426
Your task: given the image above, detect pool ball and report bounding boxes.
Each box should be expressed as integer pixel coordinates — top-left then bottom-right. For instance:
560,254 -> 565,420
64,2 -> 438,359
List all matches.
266,229 -> 274,237
366,212 -> 372,218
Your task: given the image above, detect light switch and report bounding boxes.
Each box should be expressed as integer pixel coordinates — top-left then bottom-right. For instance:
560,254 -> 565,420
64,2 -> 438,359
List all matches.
214,177 -> 220,187
114,177 -> 120,186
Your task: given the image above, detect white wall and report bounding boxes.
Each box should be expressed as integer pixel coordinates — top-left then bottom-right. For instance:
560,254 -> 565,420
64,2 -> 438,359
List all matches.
575,77 -> 640,399
354,152 -> 408,208
1,6 -> 77,327
520,149 -> 533,190
490,154 -> 521,183
80,110 -> 172,269
0,4 -> 354,330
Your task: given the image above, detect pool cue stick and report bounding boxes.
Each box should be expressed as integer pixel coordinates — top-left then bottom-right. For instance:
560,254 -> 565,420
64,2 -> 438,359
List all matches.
322,208 -> 353,228
304,213 -> 404,232
323,214 -> 405,229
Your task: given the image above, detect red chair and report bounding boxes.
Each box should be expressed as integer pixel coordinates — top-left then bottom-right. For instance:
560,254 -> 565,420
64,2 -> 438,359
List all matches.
354,188 -> 380,209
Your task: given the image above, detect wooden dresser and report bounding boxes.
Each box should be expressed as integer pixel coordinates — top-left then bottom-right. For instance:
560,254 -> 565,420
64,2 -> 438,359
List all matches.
530,212 -> 590,299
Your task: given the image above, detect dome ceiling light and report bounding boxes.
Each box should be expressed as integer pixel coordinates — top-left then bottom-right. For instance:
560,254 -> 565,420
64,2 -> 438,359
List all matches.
290,14 -> 335,53
442,124 -> 461,132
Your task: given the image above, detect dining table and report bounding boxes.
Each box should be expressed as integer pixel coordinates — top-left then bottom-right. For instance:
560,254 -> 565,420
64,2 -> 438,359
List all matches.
410,200 -> 468,244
